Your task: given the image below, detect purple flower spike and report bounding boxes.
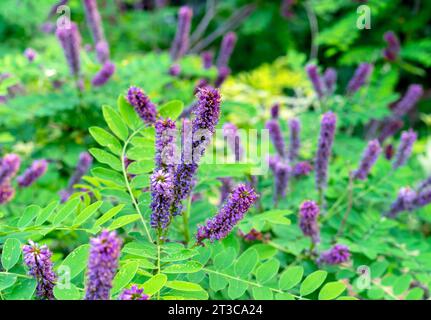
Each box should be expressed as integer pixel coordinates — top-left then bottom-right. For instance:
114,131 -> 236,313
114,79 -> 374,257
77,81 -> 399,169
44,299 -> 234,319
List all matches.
216,32 -> 237,68
193,86 -> 221,136
378,119 -> 403,143
202,51 -> 213,69
85,230 -> 122,300
155,118 -> 177,171
288,118 -> 300,162
56,22 -> 82,77
414,187 -> 431,209
299,200 -> 320,243
392,84 -> 423,118
270,103 -> 280,119
196,184 -> 257,245
386,187 -> 417,218
323,68 -> 337,95
24,48 -> 37,62
266,119 -> 286,158
383,31 -> 400,61
91,61 -> 115,87
169,63 -> 181,77
17,159 -> 48,187
353,139 -> 381,180
215,66 -> 230,88
23,241 -> 57,300
170,6 -> 193,61
95,40 -> 110,64
346,63 -> 373,94
393,129 -> 417,169
305,64 -> 325,98
219,177 -> 234,205
60,152 -> 93,202
0,153 -> 21,185
223,122 -> 244,162
293,161 -> 312,177
274,161 -> 291,203
127,86 -> 157,125
319,244 -> 351,265
150,169 -> 174,229
83,0 -> 105,44
0,183 -> 15,204
119,285 -> 149,300
315,112 -> 337,192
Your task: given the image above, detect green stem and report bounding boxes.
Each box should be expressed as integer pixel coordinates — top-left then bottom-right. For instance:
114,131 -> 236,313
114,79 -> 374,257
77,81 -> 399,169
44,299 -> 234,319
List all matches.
335,173 -> 354,239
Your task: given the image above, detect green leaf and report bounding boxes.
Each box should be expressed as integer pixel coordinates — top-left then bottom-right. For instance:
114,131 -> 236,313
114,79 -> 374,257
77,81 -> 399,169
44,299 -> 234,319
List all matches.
227,278 -> 248,299
213,247 -> 236,270
165,281 -> 204,292
249,244 -> 277,259
1,238 -> 21,270
163,261 -> 203,274
158,100 -> 184,120
143,273 -> 167,295
91,167 -> 124,186
0,273 -> 17,291
102,105 -> 128,141
300,270 -> 327,297
318,281 -> 346,300
252,287 -> 273,300
118,94 -> 141,129
89,148 -> 122,171
107,214 -> 140,231
4,278 -> 37,300
279,266 -> 304,290
256,259 -> 280,284
94,204 -> 125,227
52,198 -> 80,225
130,174 -> 150,189
17,205 -> 40,228
53,284 -> 82,300
73,201 -> 103,226
234,249 -> 259,277
34,201 -> 58,226
59,244 -> 90,279
89,126 -> 122,155
111,261 -> 140,294
209,273 -> 228,291
127,161 -> 153,175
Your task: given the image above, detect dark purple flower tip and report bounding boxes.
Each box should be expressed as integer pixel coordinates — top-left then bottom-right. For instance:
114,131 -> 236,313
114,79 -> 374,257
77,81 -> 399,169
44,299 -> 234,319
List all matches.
23,240 -> 57,299
0,153 -> 21,185
193,86 -> 221,134
383,31 -> 400,61
323,67 -> 337,94
126,86 -> 157,125
169,63 -> 181,76
384,144 -> 395,160
0,182 -> 15,204
17,159 -> 48,188
24,48 -> 37,62
393,129 -> 417,169
119,285 -> 149,300
266,119 -> 286,158
202,51 -> 213,69
293,161 -> 313,177
91,61 -> 115,87
392,84 -> 423,117
319,244 -> 351,265
215,66 -> 231,88
216,32 -> 237,68
85,230 -> 122,300
305,64 -> 325,98
170,6 -> 193,61
353,139 -> 382,180
270,103 -> 280,119
299,200 -> 320,243
95,40 -> 110,64
196,184 -> 257,245
346,63 -> 373,94
386,187 -> 417,218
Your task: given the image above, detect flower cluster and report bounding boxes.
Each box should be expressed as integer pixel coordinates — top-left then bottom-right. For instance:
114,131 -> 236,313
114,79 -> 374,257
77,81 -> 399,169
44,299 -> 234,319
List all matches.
293,161 -> 313,177
346,63 -> 373,94
17,159 -> 48,188
216,32 -> 237,69
202,51 -> 213,69
392,84 -> 423,118
155,118 -> 177,170
386,187 -> 417,218
56,22 -> 81,78
23,241 -> 57,300
305,64 -> 325,98
91,61 -> 115,87
196,184 -> 257,245
266,119 -> 286,158
270,103 -> 280,119
150,169 -> 175,229
85,230 -> 122,300
127,86 -> 157,125
0,153 -> 21,185
219,177 -> 234,205
223,122 -> 244,162
323,68 -> 337,94
393,129 -> 417,169
382,31 -> 400,61
319,244 -> 351,265
274,161 -> 291,204
299,200 -> 320,243
352,139 -> 381,180
119,285 -> 149,300
288,118 -> 300,162
170,6 -> 193,61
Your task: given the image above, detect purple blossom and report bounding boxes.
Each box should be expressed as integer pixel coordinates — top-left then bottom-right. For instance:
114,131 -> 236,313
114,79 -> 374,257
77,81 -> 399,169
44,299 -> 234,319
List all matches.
17,159 -> 48,187
238,228 -> 263,242
202,51 -> 213,69
315,112 -> 337,192
346,63 -> 373,94
268,155 -> 281,172
299,200 -> 320,243
56,22 -> 82,77
293,161 -> 312,177
215,66 -> 230,88
274,161 -> 291,203
60,152 -> 93,202
266,119 -> 286,158
170,6 -> 193,61
0,153 -> 21,185
319,244 -> 351,265
196,184 -> 257,245
216,32 -> 237,68
95,40 -> 110,64
393,129 -> 417,169
155,118 -> 177,170
305,64 -> 325,98
85,230 -> 122,300
323,67 -> 337,95
288,118 -> 300,162
270,103 -> 280,119
352,139 -> 381,180
23,241 -> 57,300
386,187 -> 417,218
385,144 -> 395,160
24,48 -> 37,62
378,119 -> 403,143
127,86 -> 157,125
219,177 -> 234,205
382,31 -> 400,61
83,0 -> 105,44
169,63 -> 181,77
194,79 -> 209,94
223,122 -> 244,162
91,61 -> 115,87
0,183 -> 15,204
192,86 -> 221,136
119,285 -> 149,300
150,169 -> 174,229
392,84 -> 423,118
414,187 -> 431,209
